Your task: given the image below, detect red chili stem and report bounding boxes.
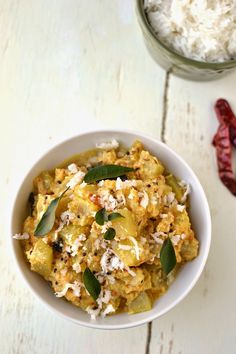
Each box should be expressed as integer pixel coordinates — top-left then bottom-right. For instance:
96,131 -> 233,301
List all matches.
214,98 -> 236,148
215,98 -> 236,127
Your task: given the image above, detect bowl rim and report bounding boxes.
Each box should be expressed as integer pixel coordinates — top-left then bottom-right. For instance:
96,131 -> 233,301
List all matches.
10,129 -> 212,329
136,0 -> 236,68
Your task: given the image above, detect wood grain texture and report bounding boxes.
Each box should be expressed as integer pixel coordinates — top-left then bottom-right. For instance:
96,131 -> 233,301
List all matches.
0,1 -> 165,353
150,73 -> 236,354
2,0 -> 236,353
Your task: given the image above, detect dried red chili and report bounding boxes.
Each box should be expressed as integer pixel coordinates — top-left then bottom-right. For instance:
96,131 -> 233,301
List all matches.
230,126 -> 236,148
215,98 -> 236,148
213,99 -> 236,196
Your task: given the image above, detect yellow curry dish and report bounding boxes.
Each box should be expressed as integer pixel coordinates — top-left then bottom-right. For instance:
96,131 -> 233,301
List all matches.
13,140 -> 199,319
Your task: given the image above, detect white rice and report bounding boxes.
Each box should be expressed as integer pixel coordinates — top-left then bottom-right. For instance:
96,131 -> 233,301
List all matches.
144,0 -> 236,63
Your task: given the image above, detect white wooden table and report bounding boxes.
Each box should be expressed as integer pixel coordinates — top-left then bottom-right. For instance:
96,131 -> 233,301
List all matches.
1,1 -> 236,353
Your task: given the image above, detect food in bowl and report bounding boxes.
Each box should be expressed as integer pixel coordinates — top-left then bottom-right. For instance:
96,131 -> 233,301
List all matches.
144,0 -> 236,63
13,140 -> 199,319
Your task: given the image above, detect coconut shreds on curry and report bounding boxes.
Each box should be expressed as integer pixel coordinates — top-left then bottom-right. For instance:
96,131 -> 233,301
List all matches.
13,140 -> 199,319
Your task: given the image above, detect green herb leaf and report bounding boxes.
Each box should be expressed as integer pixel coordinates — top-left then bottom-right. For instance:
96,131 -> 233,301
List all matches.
84,164 -> 135,184
108,212 -> 124,221
95,208 -> 108,225
104,228 -> 116,240
34,188 -> 69,237
160,238 -> 177,275
83,267 -> 101,301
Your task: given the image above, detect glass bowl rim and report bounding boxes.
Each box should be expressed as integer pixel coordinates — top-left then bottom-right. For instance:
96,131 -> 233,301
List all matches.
136,0 -> 236,69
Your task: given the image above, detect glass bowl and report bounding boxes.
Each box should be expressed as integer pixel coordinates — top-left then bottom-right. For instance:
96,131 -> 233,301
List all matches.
136,0 -> 236,81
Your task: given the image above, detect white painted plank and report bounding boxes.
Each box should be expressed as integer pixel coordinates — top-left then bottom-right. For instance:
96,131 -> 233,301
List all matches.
150,72 -> 236,354
1,264 -> 148,354
0,1 -> 165,353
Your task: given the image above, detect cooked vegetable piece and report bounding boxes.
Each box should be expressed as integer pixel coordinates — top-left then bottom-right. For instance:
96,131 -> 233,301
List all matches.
113,237 -> 147,267
69,196 -> 97,226
33,171 -> 54,194
59,224 -> 87,242
111,208 -> 137,239
111,208 -> 147,266
128,292 -> 152,314
74,197 -> 96,216
166,174 -> 183,202
174,209 -> 191,235
114,240 -> 137,266
28,239 -> 53,277
138,151 -> 164,179
180,238 -> 199,261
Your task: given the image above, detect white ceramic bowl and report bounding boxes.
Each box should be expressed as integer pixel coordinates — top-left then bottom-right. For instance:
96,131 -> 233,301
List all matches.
10,130 -> 211,329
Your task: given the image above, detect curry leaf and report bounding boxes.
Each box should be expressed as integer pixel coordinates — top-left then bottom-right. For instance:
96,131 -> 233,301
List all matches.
108,212 -> 124,221
83,267 -> 101,301
160,238 -> 177,275
95,208 -> 108,225
34,188 -> 69,237
95,209 -> 124,225
104,228 -> 116,240
84,164 -> 135,183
